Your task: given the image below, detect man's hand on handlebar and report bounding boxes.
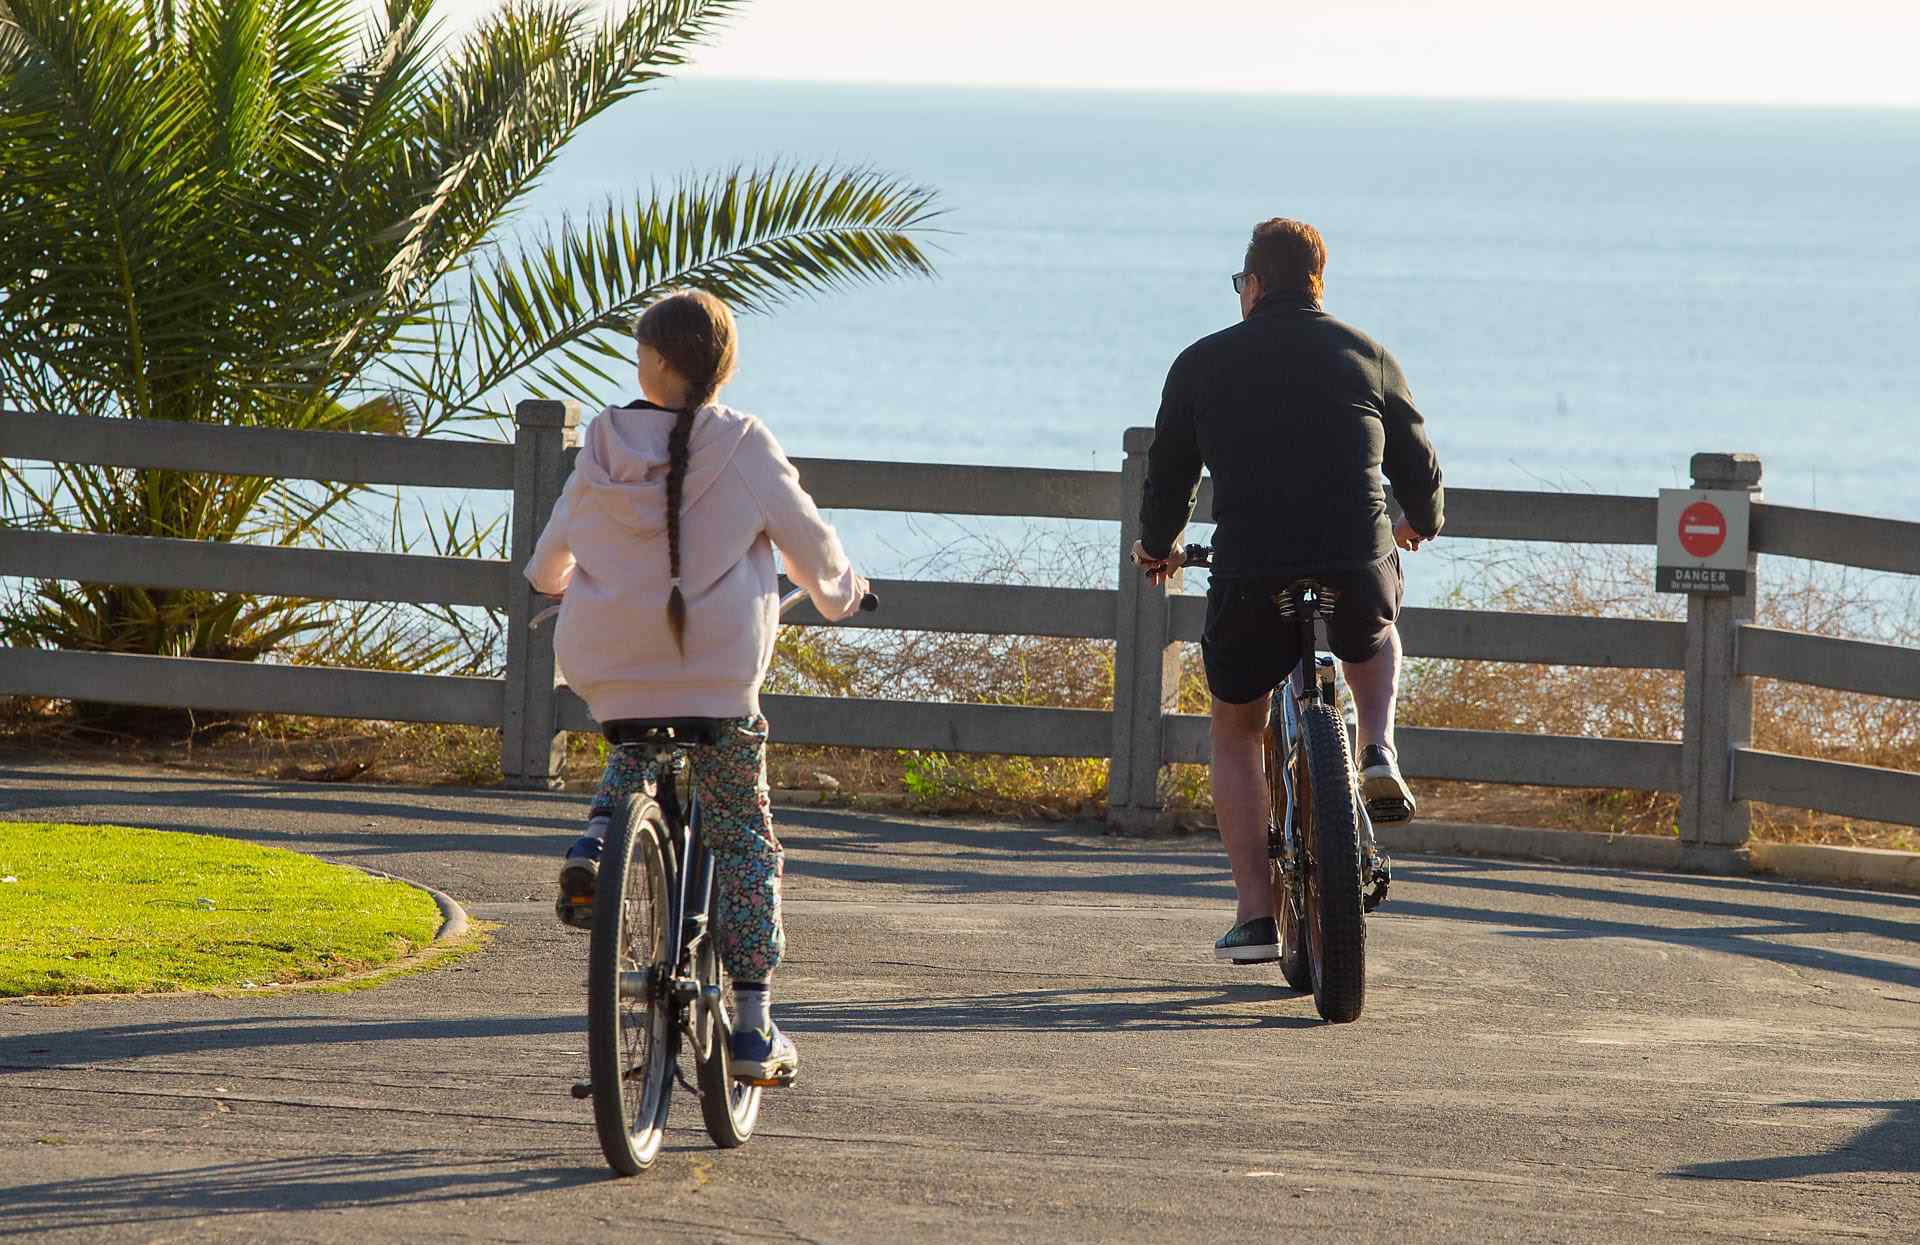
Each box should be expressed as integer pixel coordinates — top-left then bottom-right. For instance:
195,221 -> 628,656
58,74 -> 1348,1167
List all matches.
1130,539 -> 1184,587
1393,516 -> 1431,553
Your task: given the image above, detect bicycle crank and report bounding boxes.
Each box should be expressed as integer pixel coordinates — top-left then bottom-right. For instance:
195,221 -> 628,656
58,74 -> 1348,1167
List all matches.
1363,852 -> 1392,913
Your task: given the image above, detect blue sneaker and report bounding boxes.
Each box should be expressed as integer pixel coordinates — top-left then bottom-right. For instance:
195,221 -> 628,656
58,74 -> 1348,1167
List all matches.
555,834 -> 602,930
729,1025 -> 799,1086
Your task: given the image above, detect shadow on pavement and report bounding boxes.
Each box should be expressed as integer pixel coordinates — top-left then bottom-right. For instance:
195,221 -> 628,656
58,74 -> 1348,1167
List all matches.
1669,1100 -> 1920,1182
1385,860 -> 1920,991
0,1013 -> 581,1064
0,1150 -> 600,1236
782,983 -> 1321,1034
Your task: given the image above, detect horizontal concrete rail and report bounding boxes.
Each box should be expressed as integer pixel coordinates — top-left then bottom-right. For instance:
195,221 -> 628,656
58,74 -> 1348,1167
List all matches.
0,409 -> 514,490
1737,625 -> 1920,702
1733,748 -> 1920,828
0,529 -> 510,609
1160,714 -> 1682,792
558,688 -> 1111,758
1752,502 -> 1920,577
1160,482 -> 1654,545
555,445 -> 1126,522
1166,598 -> 1685,669
779,578 -> 1116,640
0,647 -> 502,726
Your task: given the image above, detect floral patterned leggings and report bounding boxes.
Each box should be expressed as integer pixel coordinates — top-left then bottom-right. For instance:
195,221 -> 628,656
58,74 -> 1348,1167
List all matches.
588,714 -> 784,983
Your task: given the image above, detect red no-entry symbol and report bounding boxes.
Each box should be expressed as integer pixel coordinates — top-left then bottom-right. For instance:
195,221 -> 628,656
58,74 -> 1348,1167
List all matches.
1678,501 -> 1727,559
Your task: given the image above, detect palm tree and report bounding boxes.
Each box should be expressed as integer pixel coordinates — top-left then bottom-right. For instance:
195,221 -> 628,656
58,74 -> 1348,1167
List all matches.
0,0 -> 938,665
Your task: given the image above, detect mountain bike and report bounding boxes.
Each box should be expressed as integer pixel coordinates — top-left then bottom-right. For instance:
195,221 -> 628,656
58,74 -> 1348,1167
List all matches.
567,585 -> 876,1175
1179,546 -> 1391,1024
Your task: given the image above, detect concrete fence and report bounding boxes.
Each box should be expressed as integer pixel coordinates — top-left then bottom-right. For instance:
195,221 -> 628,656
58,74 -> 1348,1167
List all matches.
4,402 -> 1919,870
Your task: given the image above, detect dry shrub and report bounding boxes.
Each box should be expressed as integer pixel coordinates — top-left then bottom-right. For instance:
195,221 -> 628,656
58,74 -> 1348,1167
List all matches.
760,520 -> 1115,816
1402,542 -> 1920,849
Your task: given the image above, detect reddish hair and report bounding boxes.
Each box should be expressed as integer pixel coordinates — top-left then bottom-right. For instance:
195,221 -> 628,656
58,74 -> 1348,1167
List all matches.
1244,218 -> 1327,306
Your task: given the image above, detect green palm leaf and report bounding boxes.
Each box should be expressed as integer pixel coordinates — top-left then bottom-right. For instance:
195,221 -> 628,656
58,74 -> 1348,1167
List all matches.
1,0 -> 943,668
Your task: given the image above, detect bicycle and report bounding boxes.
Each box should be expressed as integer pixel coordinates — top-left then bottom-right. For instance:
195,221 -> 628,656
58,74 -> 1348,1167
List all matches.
565,584 -> 877,1175
1177,546 -> 1392,1024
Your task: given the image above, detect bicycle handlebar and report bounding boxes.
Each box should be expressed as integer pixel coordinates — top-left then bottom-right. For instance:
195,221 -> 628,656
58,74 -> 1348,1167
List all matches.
534,588 -> 878,630
780,587 -> 881,617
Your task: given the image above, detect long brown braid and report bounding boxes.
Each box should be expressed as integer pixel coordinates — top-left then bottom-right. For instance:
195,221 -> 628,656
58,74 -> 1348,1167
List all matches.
634,290 -> 738,655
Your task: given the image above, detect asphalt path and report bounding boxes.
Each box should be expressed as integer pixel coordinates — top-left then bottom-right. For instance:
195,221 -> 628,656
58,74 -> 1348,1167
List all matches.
2,754 -> 1917,1243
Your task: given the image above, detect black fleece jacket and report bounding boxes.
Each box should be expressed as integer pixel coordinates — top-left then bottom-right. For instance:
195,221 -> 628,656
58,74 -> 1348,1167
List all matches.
1139,299 -> 1445,578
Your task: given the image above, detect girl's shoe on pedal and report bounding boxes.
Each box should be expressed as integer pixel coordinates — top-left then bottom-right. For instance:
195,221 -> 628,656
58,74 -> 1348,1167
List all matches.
1214,915 -> 1282,963
730,1025 -> 799,1086
555,834 -> 603,930
1359,744 -> 1417,824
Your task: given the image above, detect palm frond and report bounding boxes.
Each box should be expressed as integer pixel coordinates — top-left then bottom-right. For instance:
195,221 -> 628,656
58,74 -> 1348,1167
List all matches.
395,163 -> 942,417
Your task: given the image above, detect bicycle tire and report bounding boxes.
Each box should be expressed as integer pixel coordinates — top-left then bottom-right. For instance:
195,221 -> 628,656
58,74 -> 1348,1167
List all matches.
587,795 -> 676,1175
1301,701 -> 1366,1023
1263,717 -> 1310,993
695,934 -> 763,1147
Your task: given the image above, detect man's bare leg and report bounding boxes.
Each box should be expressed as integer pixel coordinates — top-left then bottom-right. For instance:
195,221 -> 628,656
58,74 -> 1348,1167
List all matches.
1340,623 -> 1416,818
1210,692 -> 1273,924
1338,623 -> 1402,755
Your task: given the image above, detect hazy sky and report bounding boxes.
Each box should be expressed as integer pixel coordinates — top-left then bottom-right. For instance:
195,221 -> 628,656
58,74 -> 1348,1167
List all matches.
417,1 -> 1920,107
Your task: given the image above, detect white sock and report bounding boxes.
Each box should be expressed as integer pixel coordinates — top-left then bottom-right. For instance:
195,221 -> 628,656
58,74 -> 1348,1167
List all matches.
734,981 -> 772,1032
585,814 -> 610,840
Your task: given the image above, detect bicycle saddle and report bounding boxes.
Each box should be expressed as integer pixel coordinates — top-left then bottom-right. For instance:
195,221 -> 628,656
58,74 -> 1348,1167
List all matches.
601,718 -> 729,747
1269,579 -> 1341,619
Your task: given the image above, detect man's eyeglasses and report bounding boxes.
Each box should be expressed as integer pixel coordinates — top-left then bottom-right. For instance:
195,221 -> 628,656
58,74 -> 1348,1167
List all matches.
1231,272 -> 1253,294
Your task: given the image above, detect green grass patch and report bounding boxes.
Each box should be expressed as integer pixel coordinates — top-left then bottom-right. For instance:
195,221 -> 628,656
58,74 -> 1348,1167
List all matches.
0,822 -> 444,997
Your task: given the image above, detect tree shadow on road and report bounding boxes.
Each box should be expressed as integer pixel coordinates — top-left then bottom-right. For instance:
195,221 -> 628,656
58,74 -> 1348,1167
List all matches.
0,1012 -> 581,1064
1381,858 -> 1920,991
1668,1099 -> 1920,1182
0,1150 -> 599,1237
781,983 -> 1322,1035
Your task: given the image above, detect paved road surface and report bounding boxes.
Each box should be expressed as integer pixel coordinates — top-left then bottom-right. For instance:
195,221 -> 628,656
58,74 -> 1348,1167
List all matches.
2,754 -> 1917,1243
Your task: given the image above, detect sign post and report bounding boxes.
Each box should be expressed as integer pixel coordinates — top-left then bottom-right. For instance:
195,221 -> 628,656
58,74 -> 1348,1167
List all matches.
1671,452 -> 1762,870
1656,489 -> 1751,595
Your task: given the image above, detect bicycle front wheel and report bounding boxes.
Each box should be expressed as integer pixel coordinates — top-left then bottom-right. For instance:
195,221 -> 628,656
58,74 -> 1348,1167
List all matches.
587,795 -> 675,1175
1301,701 -> 1366,1023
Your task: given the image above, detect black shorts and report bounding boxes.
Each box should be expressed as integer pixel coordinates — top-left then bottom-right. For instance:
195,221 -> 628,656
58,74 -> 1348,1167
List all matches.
1201,552 -> 1404,706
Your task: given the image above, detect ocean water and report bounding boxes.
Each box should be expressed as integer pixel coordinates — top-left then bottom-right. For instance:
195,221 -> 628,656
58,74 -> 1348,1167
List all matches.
503,82 -> 1920,583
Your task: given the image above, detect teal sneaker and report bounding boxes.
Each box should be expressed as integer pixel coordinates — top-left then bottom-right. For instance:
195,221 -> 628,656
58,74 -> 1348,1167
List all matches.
1214,915 -> 1281,964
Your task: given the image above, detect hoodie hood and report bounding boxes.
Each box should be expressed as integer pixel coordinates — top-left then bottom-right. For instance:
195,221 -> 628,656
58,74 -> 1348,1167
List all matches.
572,402 -> 755,533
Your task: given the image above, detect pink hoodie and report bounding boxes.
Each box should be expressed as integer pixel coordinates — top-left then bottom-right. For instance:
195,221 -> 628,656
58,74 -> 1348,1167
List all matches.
524,402 -> 864,723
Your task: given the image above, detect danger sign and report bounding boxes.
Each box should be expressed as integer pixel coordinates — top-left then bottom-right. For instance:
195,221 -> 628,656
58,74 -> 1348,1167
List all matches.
1677,501 -> 1727,559
1656,489 -> 1751,595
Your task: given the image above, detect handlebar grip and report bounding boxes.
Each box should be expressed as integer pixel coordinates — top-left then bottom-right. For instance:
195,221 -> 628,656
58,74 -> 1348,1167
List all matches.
859,592 -> 879,613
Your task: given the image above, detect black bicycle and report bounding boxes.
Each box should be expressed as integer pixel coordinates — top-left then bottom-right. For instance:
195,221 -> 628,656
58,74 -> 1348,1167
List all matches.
1180,546 -> 1391,1023
570,586 -> 876,1176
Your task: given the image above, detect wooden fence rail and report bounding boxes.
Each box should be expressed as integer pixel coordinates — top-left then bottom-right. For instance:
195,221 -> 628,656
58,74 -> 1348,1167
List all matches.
4,402 -> 1918,873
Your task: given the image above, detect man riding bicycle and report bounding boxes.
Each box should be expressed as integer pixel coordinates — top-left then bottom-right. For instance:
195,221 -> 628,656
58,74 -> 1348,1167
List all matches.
1131,218 -> 1445,965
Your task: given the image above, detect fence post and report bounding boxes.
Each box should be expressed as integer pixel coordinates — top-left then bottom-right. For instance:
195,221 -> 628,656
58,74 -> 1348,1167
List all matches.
1108,427 -> 1182,831
502,398 -> 582,790
1678,451 -> 1762,871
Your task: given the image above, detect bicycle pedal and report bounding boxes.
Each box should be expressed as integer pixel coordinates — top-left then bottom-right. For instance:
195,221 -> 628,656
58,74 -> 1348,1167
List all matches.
1365,796 -> 1414,825
742,1072 -> 797,1089
555,898 -> 594,930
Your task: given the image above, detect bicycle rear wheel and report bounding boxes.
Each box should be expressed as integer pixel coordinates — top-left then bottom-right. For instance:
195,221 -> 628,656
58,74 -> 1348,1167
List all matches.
1263,714 -> 1310,993
587,795 -> 675,1174
695,933 -> 763,1147
1301,701 -> 1366,1023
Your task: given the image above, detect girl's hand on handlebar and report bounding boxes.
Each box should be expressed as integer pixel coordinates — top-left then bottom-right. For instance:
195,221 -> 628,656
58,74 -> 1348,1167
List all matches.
1130,539 -> 1183,587
1393,516 -> 1428,552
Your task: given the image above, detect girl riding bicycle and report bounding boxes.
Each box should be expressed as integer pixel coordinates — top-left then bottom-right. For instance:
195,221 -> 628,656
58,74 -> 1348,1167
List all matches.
524,289 -> 870,1085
